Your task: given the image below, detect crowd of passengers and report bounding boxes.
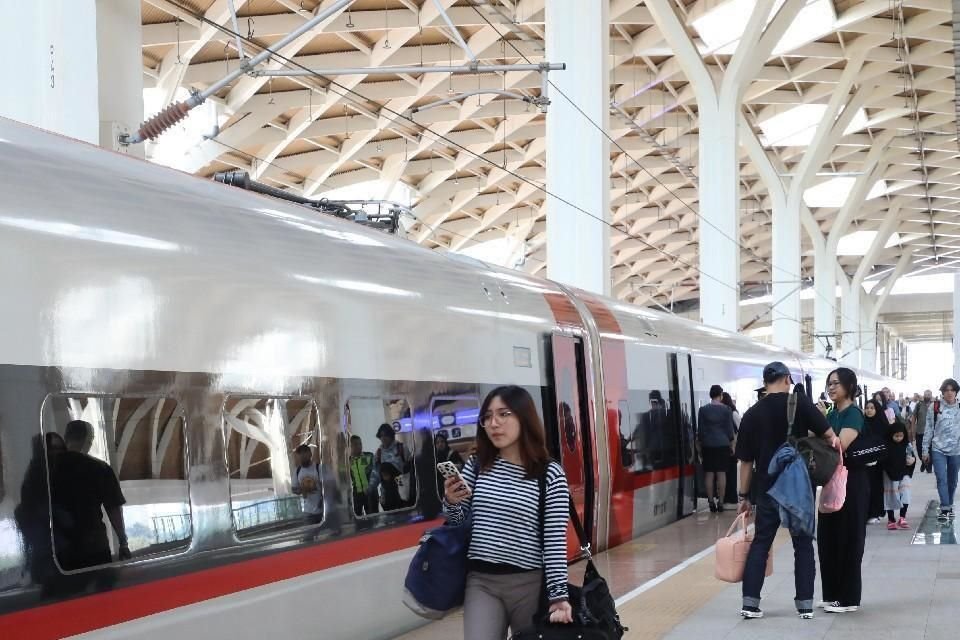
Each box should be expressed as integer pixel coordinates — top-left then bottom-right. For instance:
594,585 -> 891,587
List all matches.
694,364 -> 960,619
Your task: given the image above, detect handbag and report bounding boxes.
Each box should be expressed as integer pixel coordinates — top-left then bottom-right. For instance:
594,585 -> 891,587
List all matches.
787,391 -> 840,486
843,431 -> 888,468
817,437 -> 847,513
401,471 -> 476,619
714,512 -> 773,583
512,474 -> 627,640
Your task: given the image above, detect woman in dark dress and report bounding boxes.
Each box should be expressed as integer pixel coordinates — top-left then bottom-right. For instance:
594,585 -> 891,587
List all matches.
721,392 -> 740,506
863,399 -> 891,524
818,368 -> 869,613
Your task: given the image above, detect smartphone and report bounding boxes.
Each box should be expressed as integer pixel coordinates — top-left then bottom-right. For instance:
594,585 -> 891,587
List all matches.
884,408 -> 896,424
437,461 -> 469,494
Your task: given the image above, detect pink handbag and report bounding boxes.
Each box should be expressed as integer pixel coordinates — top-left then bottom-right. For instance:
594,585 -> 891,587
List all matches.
818,437 -> 847,513
715,512 -> 773,583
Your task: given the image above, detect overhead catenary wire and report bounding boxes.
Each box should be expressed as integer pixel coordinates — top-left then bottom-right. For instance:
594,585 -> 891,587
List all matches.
160,1 -> 854,339
202,135 -> 548,267
161,1 -> 746,303
463,1 -> 865,331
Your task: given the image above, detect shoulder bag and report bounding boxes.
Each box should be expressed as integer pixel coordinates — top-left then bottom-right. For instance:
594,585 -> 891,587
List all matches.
401,467 -> 476,619
787,390 -> 840,486
511,471 -> 627,640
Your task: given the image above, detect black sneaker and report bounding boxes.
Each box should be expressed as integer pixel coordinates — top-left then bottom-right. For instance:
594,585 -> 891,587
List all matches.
797,609 -> 814,619
717,501 -> 725,513
740,606 -> 763,619
709,500 -> 718,513
939,510 -> 950,523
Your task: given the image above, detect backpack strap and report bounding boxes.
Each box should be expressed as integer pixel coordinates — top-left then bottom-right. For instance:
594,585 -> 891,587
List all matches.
537,465 -> 590,558
787,388 -> 798,436
537,469 -> 547,555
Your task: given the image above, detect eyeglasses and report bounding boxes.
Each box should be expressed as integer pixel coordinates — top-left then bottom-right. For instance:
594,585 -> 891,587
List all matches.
480,409 -> 514,428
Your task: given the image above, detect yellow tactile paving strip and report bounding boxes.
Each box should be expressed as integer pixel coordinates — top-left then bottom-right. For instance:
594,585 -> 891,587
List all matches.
619,529 -> 788,640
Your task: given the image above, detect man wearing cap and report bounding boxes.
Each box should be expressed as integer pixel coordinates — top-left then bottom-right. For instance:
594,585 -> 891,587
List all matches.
734,362 -> 835,620
923,378 -> 960,522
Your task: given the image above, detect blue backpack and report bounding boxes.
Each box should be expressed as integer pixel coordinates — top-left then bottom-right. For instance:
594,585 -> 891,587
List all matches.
402,474 -> 476,619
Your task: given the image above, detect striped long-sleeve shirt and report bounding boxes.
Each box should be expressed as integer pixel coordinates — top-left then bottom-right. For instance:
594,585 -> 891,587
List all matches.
443,457 -> 570,601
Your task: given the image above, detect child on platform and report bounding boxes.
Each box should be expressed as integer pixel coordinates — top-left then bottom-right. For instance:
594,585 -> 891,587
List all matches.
883,421 -> 915,530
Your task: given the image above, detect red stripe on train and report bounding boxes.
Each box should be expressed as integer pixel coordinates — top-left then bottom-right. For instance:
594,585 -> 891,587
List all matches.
2,519 -> 441,640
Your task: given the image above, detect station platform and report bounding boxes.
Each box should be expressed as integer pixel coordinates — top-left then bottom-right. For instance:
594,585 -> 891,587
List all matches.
396,471 -> 956,640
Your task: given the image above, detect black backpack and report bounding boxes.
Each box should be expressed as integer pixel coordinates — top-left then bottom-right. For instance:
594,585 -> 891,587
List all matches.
787,391 -> 840,486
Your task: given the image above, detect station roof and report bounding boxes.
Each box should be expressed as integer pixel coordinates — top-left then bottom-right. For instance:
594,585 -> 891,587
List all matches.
140,0 -> 958,317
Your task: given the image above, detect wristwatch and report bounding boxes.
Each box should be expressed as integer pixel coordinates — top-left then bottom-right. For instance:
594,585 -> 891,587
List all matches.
737,492 -> 750,501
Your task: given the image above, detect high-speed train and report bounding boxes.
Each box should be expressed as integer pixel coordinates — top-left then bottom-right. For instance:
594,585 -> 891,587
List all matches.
0,117 -> 903,639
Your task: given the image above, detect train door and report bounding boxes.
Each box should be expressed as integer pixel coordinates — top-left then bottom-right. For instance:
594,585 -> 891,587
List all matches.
669,353 -> 697,518
543,332 -> 595,550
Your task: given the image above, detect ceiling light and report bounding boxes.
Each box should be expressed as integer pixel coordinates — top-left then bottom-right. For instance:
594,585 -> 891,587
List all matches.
835,230 -> 902,256
692,0 -> 762,54
759,104 -> 868,147
802,177 -> 887,208
692,0 -> 835,56
862,272 -> 955,296
772,0 -> 837,55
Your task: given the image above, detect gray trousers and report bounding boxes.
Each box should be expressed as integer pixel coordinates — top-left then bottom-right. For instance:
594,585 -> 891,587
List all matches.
463,569 -> 543,640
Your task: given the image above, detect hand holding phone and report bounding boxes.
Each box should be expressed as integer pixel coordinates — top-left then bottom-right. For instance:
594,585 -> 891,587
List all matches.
438,462 -> 470,503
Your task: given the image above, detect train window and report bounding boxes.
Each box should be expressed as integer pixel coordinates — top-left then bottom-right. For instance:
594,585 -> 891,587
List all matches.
344,396 -> 416,516
622,389 -> 679,473
39,395 -> 192,573
224,397 -> 327,537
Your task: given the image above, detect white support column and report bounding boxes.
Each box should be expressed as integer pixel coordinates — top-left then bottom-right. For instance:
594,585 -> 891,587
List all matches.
840,274 -> 861,368
0,0 -> 143,154
697,101 -> 740,330
545,0 -> 610,295
1,0 -> 100,143
813,241 -> 837,357
953,272 -> 960,380
860,293 -> 877,373
878,329 -> 887,376
96,0 -> 145,157
770,193 -> 801,350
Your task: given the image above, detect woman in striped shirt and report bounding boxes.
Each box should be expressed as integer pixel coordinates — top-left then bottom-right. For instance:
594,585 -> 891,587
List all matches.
444,385 -> 573,639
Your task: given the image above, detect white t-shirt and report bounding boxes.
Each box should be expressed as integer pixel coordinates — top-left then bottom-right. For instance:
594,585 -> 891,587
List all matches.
293,464 -> 323,515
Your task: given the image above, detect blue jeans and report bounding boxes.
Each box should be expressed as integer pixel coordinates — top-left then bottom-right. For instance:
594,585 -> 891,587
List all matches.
742,493 -> 815,610
931,451 -> 960,509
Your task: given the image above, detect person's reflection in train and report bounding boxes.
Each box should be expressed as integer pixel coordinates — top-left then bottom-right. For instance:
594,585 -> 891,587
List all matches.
559,402 -> 577,453
349,435 -> 377,520
51,420 -> 130,571
641,391 -> 669,470
15,433 -> 66,595
417,428 -> 442,520
319,440 -> 342,537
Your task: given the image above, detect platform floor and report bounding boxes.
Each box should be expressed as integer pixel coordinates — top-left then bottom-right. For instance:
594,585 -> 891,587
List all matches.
397,470 -> 957,640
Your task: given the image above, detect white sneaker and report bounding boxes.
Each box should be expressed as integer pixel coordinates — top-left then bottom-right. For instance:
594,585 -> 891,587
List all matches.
868,517 -> 882,524
824,604 -> 859,613
817,600 -> 838,609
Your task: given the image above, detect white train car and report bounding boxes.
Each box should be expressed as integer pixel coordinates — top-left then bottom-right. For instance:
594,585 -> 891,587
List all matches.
0,118 -> 899,639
